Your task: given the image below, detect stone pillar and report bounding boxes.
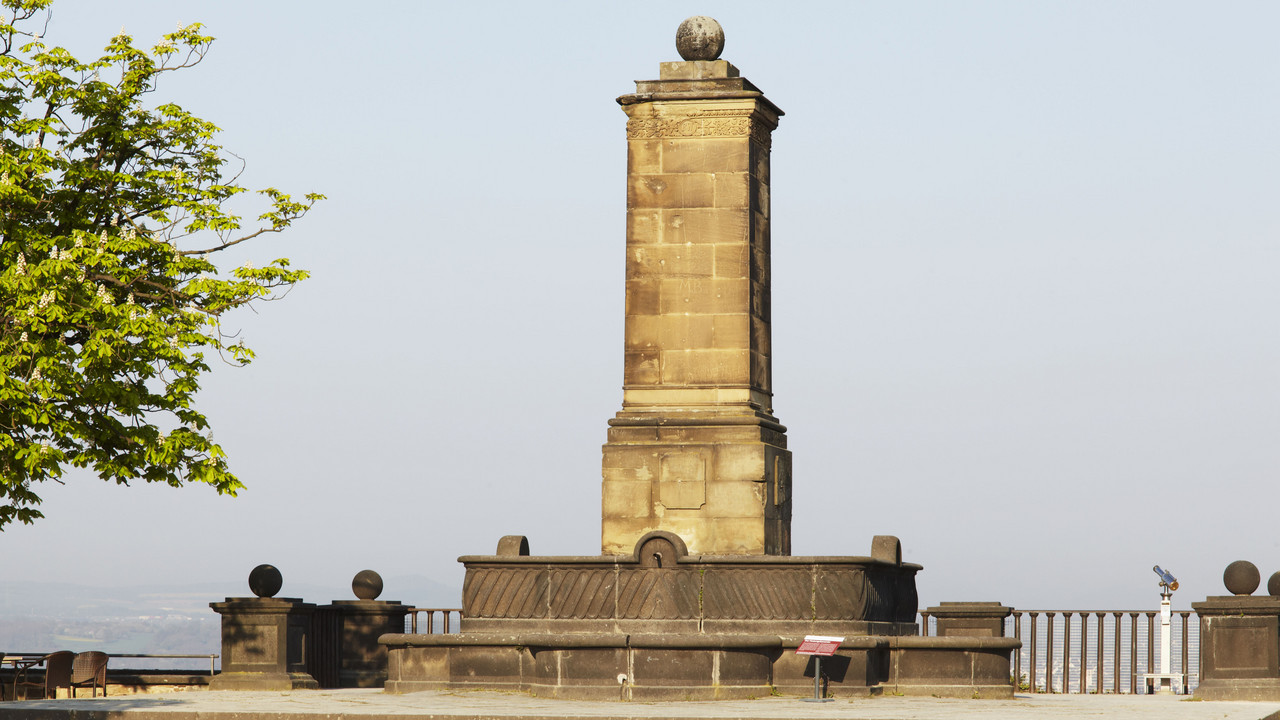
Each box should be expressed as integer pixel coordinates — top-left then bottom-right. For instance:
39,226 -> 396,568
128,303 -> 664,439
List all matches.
209,597 -> 319,690
209,564 -> 319,691
602,17 -> 791,557
1193,561 -> 1280,701
926,602 -> 1013,637
330,571 -> 410,688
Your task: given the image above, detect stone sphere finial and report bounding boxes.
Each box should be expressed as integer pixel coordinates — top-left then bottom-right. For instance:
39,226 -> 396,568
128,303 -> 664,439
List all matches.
1268,571 -> 1280,597
352,569 -> 384,600
1224,560 -> 1260,596
676,16 -> 724,61
248,564 -> 283,598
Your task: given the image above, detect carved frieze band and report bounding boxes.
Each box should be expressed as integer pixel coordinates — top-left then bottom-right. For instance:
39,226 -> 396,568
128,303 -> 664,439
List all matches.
462,565 -> 908,622
627,110 -> 774,149
464,568 -> 549,619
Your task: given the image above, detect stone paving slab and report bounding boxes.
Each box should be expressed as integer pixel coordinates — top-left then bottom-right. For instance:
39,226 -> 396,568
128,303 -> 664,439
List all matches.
1,690 -> 1279,720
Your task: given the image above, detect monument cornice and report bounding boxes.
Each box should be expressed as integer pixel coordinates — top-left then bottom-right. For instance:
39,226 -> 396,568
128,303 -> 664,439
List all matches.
607,413 -> 786,433
457,554 -> 921,570
1192,596 -> 1280,615
622,106 -> 777,150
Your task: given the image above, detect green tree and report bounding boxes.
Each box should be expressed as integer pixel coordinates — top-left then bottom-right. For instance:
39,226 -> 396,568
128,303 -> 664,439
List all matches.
0,0 -> 322,528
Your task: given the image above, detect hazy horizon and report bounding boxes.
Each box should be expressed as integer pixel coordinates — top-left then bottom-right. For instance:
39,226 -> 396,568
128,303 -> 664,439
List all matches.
2,1 -> 1277,613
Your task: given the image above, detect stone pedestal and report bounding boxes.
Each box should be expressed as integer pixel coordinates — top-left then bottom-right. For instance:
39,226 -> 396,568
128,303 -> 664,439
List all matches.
927,602 -> 1013,637
889,603 -> 1018,698
1192,595 -> 1280,701
209,597 -> 319,690
603,52 -> 791,557
383,532 -> 922,700
329,600 -> 410,688
886,636 -> 1020,699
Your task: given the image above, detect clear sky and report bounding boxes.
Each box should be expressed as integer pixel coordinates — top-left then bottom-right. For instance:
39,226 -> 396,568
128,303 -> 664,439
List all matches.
3,0 -> 1277,612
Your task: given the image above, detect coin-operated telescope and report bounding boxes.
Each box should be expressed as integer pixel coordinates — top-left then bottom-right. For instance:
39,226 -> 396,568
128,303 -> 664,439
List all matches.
1153,565 -> 1179,595
1146,565 -> 1180,693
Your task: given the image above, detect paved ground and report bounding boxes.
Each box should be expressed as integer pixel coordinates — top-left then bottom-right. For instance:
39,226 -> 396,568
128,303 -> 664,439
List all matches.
2,690 -> 1280,720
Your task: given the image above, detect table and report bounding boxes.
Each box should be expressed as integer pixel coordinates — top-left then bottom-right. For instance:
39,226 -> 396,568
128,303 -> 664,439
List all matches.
3,654 -> 53,701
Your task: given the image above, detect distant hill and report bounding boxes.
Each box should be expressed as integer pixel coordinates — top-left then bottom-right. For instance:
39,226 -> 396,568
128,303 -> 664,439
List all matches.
0,575 -> 461,619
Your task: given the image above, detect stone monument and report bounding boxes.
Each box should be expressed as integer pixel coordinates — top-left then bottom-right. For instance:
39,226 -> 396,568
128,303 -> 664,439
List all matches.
380,18 -> 1017,700
602,15 -> 790,557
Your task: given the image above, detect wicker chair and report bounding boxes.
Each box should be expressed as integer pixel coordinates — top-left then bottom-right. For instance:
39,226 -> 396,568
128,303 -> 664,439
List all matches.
70,651 -> 109,697
14,650 -> 73,700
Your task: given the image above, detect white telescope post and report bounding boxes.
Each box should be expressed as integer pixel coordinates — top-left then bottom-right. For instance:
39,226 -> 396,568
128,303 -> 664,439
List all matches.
1159,588 -> 1173,687
1146,565 -> 1180,694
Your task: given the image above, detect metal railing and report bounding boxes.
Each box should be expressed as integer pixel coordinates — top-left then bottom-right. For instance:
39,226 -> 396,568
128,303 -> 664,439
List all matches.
3,652 -> 218,674
406,608 -> 463,634
104,653 -> 219,675
309,606 -> 341,688
918,609 -> 1198,694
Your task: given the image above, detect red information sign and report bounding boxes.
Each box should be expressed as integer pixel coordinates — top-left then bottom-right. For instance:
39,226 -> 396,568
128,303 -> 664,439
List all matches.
795,635 -> 844,656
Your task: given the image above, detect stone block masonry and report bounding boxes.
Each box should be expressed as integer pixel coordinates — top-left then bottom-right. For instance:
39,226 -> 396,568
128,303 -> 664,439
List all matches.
602,56 -> 791,557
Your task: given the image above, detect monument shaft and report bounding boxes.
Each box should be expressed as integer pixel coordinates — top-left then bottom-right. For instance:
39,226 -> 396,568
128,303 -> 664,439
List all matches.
602,60 -> 791,556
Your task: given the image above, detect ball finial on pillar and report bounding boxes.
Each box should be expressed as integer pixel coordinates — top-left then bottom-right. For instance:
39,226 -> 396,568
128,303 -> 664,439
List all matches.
676,16 -> 724,61
352,569 -> 384,600
1224,560 -> 1260,596
248,564 -> 283,598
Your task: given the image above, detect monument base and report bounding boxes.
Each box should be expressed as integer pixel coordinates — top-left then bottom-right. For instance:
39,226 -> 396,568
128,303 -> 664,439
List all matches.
384,633 -> 776,700
381,533 -> 1018,700
209,671 -> 319,691
1194,678 -> 1280,702
382,632 -> 1017,700
884,636 -> 1020,699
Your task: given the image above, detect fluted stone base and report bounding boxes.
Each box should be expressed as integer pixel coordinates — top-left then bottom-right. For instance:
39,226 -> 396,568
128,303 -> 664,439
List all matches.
381,532 -> 1017,700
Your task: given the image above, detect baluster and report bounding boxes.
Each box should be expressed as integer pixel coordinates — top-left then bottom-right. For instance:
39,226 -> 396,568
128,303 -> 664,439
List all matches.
919,611 -> 931,636
1112,612 -> 1122,694
1179,611 -> 1191,694
1029,612 -> 1040,693
1077,612 -> 1087,693
1146,611 -> 1156,693
1129,612 -> 1139,694
1095,612 -> 1105,693
1062,613 -> 1072,693
1013,612 -> 1023,689
1046,612 -> 1056,693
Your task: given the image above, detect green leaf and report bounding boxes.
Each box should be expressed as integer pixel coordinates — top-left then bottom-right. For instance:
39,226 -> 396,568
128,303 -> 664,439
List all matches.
0,0 -> 321,530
